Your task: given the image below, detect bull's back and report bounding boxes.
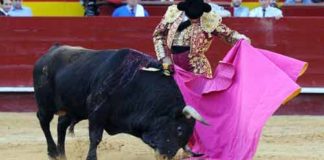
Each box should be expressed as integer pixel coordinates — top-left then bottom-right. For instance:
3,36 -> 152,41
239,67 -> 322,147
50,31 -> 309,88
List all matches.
33,44 -> 134,115
33,44 -> 118,87
53,48 -> 135,108
33,45 -> 97,113
33,45 -> 94,79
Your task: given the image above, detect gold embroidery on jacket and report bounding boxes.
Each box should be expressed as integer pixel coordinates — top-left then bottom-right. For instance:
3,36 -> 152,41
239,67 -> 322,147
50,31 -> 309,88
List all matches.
167,14 -> 183,49
172,25 -> 192,46
163,5 -> 182,24
153,5 -> 242,77
201,11 -> 222,34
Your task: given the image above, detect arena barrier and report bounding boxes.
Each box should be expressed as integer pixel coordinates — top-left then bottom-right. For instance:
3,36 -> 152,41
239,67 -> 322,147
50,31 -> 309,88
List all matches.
0,17 -> 323,113
281,4 -> 324,17
99,2 -> 324,16
20,0 -> 324,17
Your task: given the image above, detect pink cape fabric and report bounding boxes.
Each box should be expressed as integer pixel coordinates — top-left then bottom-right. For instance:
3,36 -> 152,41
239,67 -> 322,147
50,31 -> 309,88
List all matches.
173,40 -> 307,160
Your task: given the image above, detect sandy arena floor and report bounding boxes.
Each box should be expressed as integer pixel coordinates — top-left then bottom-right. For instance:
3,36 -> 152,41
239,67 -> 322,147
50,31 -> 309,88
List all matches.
0,112 -> 324,160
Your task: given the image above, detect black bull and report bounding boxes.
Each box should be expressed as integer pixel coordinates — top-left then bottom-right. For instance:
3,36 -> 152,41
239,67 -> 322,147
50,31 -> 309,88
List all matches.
33,45 -> 206,160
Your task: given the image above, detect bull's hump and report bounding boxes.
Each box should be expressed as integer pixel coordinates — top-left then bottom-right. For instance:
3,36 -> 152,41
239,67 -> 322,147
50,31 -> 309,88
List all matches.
62,45 -> 95,52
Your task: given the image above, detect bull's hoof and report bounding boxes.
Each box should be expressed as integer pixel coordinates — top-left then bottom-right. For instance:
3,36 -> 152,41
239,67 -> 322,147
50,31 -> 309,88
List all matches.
86,155 -> 97,160
48,155 -> 66,160
48,150 -> 61,160
58,155 -> 67,160
48,156 -> 59,160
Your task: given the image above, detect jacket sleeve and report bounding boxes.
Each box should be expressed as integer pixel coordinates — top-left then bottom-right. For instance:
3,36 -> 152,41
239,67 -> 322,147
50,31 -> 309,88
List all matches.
152,15 -> 170,61
212,23 -> 245,45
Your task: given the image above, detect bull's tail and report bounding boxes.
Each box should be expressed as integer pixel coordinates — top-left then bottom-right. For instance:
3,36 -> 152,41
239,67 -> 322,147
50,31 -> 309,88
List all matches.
68,119 -> 79,137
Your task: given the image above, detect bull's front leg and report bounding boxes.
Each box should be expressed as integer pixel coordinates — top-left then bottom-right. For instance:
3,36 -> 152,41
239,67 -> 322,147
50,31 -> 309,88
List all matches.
86,118 -> 104,160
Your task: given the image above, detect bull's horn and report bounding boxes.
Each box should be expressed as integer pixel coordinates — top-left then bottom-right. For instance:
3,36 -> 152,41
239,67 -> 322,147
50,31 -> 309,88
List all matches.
182,106 -> 209,125
141,67 -> 161,72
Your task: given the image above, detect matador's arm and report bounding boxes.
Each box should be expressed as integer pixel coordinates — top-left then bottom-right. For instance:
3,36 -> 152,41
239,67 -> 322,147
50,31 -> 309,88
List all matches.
212,23 -> 251,45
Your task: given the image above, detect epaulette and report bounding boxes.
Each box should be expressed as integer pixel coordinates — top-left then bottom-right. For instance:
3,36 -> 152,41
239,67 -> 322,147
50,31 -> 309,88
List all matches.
201,11 -> 222,33
163,5 -> 182,24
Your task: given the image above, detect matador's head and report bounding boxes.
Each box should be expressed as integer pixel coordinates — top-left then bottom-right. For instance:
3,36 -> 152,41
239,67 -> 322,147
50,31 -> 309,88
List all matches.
177,0 -> 212,20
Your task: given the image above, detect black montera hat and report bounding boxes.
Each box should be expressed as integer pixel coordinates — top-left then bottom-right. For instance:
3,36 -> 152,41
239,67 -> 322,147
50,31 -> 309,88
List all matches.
177,0 -> 212,19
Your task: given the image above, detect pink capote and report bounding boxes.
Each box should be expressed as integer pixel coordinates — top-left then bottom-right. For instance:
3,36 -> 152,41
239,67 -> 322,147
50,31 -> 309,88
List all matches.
173,40 -> 307,160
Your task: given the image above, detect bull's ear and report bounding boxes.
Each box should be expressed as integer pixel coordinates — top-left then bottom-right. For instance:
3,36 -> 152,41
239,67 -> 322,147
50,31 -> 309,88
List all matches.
173,109 -> 184,119
142,133 -> 151,142
142,133 -> 157,148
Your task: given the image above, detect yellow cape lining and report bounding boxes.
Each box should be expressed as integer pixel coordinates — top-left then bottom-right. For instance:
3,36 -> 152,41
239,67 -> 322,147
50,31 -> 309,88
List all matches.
281,62 -> 309,105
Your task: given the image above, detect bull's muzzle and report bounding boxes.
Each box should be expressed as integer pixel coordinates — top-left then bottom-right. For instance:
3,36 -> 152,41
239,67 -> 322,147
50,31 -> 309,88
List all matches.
182,106 -> 208,125
155,150 -> 172,160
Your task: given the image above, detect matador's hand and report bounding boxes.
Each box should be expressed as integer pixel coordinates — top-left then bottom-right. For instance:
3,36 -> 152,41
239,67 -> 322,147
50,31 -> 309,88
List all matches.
162,63 -> 174,76
240,34 -> 251,44
233,32 -> 251,44
244,36 -> 251,44
161,56 -> 174,76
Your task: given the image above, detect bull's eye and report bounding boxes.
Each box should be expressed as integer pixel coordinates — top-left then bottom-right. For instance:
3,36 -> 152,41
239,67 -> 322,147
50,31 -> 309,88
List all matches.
149,140 -> 157,148
177,126 -> 183,136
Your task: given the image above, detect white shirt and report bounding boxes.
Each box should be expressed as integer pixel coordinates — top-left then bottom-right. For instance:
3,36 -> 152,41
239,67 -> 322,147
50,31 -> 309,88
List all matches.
249,6 -> 282,18
209,3 -> 231,17
126,4 -> 145,17
234,6 -> 249,17
0,8 -> 8,16
8,6 -> 32,17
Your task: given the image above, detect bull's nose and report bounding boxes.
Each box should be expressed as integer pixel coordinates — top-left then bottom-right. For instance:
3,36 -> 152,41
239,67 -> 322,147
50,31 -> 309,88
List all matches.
155,155 -> 169,160
155,150 -> 171,160
149,141 -> 157,148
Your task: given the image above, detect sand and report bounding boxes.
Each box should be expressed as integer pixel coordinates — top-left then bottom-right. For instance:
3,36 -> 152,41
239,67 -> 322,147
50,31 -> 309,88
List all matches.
0,112 -> 324,160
